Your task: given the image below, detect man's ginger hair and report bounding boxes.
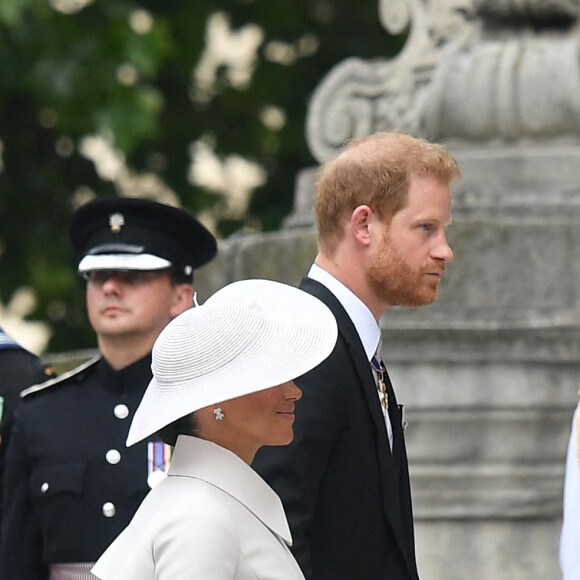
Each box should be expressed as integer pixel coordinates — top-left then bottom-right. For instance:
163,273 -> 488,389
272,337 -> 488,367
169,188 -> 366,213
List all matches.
314,132 -> 461,256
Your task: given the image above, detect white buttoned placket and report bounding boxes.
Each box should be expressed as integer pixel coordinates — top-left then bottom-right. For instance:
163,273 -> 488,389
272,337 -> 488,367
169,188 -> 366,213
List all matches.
101,403 -> 130,519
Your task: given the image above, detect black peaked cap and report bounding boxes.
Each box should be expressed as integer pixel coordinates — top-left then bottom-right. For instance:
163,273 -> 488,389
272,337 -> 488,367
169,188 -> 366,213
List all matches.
69,196 -> 217,272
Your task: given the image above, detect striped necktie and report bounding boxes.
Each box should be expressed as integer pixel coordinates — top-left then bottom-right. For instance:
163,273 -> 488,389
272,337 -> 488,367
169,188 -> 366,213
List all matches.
370,353 -> 388,413
371,351 -> 394,450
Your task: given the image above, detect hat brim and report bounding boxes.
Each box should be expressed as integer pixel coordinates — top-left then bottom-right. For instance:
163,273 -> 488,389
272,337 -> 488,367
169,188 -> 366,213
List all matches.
78,253 -> 173,273
126,279 -> 338,446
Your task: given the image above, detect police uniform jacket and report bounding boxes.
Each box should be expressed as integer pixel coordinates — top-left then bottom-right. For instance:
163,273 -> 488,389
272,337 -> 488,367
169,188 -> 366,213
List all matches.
0,354 -> 161,580
92,435 -> 305,580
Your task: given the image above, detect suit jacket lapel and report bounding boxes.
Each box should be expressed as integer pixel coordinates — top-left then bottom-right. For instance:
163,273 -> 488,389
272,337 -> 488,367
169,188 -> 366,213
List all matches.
299,278 -> 388,441
300,276 -> 392,442
298,280 -> 405,514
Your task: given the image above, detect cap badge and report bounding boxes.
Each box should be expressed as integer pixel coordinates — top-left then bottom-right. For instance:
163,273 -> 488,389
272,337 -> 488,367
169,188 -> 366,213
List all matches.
109,213 -> 125,233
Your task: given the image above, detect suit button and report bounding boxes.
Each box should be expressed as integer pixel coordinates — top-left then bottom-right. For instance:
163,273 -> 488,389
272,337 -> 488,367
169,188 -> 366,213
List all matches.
114,404 -> 129,419
40,482 -> 49,494
102,502 -> 116,518
106,449 -> 121,464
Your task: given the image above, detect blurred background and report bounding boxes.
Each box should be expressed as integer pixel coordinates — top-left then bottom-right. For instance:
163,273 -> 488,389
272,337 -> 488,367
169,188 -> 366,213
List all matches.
0,0 -> 405,355
3,2 -> 578,577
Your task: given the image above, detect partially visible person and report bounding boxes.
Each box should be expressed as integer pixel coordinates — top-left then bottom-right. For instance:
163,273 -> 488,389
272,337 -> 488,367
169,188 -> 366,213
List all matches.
0,196 -> 217,580
0,327 -> 55,524
0,326 -> 55,449
91,278 -> 338,580
560,395 -> 580,579
253,131 -> 461,579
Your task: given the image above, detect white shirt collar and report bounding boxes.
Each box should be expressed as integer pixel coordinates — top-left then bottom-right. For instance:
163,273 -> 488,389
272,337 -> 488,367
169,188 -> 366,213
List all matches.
308,263 -> 380,361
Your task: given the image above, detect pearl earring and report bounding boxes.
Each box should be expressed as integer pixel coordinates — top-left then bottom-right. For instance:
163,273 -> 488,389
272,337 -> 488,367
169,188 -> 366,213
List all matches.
213,407 -> 224,421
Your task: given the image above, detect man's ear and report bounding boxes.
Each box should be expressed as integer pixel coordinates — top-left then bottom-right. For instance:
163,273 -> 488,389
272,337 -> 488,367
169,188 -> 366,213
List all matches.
350,205 -> 374,247
171,283 -> 195,318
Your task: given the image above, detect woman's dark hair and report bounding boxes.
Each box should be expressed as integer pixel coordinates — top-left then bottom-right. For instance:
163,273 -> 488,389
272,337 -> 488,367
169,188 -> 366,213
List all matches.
157,413 -> 198,446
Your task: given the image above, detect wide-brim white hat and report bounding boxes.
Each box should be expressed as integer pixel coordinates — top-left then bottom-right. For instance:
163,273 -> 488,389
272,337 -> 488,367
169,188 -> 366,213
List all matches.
127,278 -> 338,446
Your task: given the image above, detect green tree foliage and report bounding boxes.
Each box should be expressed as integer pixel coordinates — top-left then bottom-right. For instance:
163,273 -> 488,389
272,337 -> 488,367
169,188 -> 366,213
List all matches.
0,0 -> 405,352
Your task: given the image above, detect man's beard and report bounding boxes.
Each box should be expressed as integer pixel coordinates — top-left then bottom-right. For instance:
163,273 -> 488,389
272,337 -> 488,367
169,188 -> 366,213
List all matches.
366,241 -> 442,308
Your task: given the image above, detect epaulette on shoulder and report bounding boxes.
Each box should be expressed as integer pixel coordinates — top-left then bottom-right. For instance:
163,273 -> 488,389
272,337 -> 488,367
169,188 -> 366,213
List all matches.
21,355 -> 101,398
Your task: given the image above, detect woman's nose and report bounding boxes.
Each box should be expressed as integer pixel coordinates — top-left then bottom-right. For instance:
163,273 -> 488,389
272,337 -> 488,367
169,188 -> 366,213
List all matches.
286,381 -> 302,401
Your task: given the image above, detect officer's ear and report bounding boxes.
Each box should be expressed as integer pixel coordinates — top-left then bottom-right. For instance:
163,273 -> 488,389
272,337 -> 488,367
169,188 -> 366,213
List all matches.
170,283 -> 195,318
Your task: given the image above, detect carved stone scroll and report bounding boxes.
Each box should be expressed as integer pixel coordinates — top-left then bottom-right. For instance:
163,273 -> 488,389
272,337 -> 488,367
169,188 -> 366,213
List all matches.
306,0 -> 580,162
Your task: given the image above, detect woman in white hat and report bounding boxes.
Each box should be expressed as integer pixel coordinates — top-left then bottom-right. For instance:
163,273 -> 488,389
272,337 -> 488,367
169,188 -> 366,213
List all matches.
91,278 -> 337,580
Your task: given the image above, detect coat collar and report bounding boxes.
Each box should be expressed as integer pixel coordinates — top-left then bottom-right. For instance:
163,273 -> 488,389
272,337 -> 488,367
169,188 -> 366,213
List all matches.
169,436 -> 293,544
97,354 -> 153,395
306,264 -> 380,360
300,277 -> 393,451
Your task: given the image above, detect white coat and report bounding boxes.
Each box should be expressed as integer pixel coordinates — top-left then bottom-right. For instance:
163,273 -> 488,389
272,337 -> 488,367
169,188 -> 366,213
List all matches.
91,435 -> 305,580
561,400 -> 580,580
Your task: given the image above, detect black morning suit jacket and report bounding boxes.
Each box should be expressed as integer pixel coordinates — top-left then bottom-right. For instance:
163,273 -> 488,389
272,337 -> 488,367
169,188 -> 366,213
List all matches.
253,276 -> 420,580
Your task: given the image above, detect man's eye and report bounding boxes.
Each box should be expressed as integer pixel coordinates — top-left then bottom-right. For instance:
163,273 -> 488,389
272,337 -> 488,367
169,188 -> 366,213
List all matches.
124,272 -> 144,283
91,272 -> 111,284
85,270 -> 160,285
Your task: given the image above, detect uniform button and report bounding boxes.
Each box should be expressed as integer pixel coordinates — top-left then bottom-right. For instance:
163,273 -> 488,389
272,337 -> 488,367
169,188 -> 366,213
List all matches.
102,502 -> 116,518
114,404 -> 129,419
105,449 -> 121,464
40,482 -> 49,494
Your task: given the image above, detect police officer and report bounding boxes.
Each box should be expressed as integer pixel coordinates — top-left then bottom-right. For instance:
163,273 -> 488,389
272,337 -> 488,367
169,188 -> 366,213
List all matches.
0,196 -> 217,580
0,327 -> 56,449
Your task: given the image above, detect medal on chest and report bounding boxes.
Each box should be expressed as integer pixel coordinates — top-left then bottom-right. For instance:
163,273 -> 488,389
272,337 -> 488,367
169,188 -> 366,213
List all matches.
147,441 -> 173,488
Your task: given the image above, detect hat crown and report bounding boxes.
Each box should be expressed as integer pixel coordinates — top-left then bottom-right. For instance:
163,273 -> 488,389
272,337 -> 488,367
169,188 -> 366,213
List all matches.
152,303 -> 266,388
